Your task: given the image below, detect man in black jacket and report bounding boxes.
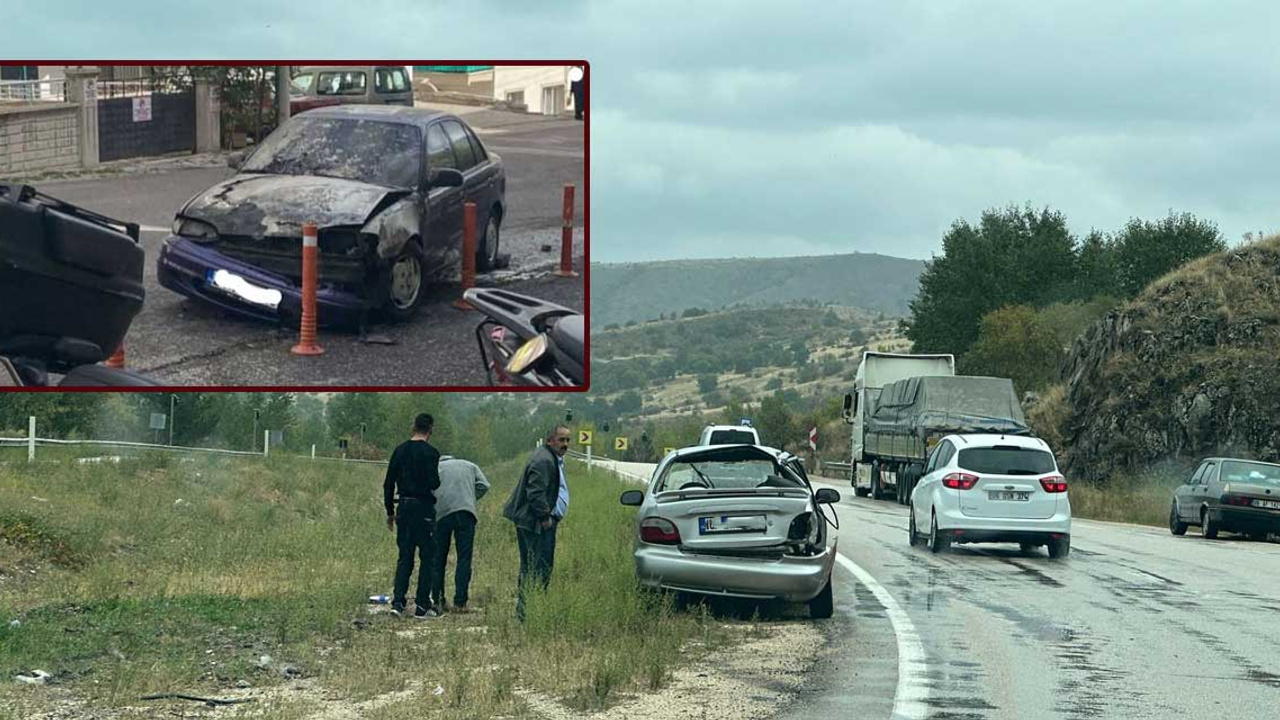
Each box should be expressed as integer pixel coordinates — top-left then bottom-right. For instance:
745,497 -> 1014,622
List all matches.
503,424 -> 571,620
384,413 -> 442,619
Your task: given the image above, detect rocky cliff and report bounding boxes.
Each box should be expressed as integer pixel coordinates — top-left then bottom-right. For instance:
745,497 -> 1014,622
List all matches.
1059,237 -> 1280,480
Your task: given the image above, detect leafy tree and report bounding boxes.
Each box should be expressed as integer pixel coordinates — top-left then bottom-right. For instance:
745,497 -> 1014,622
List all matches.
697,374 -> 719,394
959,305 -> 1063,395
1074,230 -> 1121,300
907,205 -> 1078,356
1112,212 -> 1225,297
756,391 -> 796,450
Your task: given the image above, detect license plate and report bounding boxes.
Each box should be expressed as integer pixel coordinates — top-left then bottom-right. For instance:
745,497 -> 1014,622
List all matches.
989,491 -> 1030,501
1252,499 -> 1280,510
698,514 -> 767,535
207,269 -> 283,309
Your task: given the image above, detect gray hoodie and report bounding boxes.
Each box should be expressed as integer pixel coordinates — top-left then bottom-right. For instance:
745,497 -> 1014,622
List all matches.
435,455 -> 491,520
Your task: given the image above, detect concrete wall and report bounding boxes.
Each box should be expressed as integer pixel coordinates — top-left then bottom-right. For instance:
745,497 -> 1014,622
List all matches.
0,104 -> 81,175
492,66 -> 572,115
420,69 -> 494,97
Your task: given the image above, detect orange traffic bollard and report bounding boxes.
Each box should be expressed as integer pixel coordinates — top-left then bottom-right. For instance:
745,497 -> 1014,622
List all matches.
291,222 -> 325,356
104,343 -> 125,368
555,184 -> 578,278
453,201 -> 478,310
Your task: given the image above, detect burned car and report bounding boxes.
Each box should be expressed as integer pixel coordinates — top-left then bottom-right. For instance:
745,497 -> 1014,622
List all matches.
157,105 -> 505,325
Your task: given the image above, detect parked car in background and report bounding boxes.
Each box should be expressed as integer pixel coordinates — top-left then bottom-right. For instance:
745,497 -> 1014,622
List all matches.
619,444 -> 841,618
698,424 -> 760,447
908,433 -> 1072,558
1170,457 -> 1280,540
290,66 -> 415,108
158,105 -> 505,326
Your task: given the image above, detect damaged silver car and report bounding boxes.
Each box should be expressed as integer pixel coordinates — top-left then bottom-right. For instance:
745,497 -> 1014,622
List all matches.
620,444 -> 841,618
157,105 -> 505,326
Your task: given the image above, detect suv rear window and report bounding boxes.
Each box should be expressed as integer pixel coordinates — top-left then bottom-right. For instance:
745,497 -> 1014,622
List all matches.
709,430 -> 756,445
958,446 -> 1055,475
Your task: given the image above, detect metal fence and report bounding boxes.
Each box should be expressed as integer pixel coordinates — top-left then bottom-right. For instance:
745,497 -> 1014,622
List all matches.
0,79 -> 67,103
0,422 -> 389,467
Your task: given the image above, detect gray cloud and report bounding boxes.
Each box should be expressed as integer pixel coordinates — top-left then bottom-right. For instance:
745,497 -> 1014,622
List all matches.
6,0 -> 1278,261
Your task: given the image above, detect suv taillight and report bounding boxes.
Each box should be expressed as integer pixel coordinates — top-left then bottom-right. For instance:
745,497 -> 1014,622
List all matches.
640,517 -> 681,545
942,472 -> 979,490
1040,475 -> 1068,493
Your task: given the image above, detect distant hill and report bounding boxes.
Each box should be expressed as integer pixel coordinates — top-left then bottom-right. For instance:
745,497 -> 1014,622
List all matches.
591,253 -> 925,329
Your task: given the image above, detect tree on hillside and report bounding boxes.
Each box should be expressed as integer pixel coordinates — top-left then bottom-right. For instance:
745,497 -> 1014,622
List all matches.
697,374 -> 719,394
756,392 -> 796,451
959,305 -> 1062,395
906,205 -> 1077,356
1112,212 -> 1226,297
1074,230 -> 1121,300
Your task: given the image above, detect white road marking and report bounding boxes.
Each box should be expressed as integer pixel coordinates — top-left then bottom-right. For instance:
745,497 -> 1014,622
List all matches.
588,455 -> 929,718
834,552 -> 930,720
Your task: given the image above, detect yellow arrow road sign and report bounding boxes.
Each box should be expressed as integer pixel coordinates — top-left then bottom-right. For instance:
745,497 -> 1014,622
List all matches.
615,437 -> 629,451
578,430 -> 593,445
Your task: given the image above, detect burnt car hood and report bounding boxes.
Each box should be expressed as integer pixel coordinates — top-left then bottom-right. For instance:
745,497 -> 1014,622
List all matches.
181,173 -> 408,238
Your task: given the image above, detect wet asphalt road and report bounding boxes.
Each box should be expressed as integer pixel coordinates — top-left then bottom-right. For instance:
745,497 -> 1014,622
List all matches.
589,459 -> 1280,720
30,107 -> 585,387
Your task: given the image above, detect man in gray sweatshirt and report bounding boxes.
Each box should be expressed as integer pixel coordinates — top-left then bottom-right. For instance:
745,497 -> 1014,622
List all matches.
431,455 -> 491,613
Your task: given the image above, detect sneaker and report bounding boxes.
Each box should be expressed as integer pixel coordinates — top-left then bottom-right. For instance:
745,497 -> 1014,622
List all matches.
390,603 -> 406,616
451,604 -> 474,614
414,605 -> 440,620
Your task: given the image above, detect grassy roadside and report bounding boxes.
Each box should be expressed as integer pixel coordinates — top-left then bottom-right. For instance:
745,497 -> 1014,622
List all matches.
0,452 -> 731,718
1067,471 -> 1181,528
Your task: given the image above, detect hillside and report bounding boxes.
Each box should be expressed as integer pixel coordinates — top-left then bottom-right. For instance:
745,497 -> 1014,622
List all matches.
592,304 -> 907,420
591,253 -> 926,328
1054,235 -> 1280,480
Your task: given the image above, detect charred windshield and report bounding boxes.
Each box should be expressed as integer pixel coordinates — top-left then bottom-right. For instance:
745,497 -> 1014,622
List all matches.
242,117 -> 422,189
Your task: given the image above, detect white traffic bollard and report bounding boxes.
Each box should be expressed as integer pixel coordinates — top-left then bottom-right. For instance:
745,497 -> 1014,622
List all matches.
28,416 -> 35,462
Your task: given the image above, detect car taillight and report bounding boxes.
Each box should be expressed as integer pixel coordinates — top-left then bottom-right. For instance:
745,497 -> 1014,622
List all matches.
639,517 -> 681,545
942,473 -> 979,490
1040,475 -> 1068,493
1224,495 -> 1253,506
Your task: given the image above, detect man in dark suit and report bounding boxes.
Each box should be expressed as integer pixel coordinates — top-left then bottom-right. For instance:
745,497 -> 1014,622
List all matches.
383,413 -> 442,619
503,424 -> 572,620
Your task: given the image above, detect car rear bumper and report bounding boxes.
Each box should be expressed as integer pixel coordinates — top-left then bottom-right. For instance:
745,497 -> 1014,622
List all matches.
157,235 -> 367,328
937,504 -> 1072,541
635,542 -> 836,603
1210,507 -> 1280,535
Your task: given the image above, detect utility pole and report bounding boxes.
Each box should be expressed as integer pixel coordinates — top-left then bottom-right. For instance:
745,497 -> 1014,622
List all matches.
275,66 -> 290,129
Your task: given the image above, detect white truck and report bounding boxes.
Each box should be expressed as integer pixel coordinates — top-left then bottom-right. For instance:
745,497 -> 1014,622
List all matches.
841,351 -> 955,500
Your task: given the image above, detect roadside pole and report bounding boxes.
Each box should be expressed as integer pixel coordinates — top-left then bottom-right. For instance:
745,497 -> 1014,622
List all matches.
263,430 -> 270,458
28,416 -> 35,462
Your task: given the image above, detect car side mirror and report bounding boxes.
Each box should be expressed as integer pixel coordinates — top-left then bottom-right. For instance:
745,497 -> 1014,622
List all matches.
842,393 -> 856,421
226,150 -> 247,170
815,488 -> 840,504
427,168 -> 464,188
620,490 -> 644,506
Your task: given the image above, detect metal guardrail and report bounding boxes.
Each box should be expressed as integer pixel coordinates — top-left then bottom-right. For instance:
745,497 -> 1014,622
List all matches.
0,436 -> 388,466
0,79 -> 67,103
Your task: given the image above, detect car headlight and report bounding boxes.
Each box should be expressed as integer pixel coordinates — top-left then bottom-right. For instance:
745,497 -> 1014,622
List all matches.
505,334 -> 549,376
173,217 -> 219,242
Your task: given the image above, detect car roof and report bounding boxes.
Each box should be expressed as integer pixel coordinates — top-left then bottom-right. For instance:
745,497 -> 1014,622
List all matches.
668,443 -> 780,461
298,104 -> 452,126
944,433 -> 1051,451
702,424 -> 757,432
1201,457 -> 1280,467
295,65 -> 408,74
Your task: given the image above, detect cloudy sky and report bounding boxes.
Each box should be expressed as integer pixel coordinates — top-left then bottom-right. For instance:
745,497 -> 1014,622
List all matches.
5,1 -> 1278,263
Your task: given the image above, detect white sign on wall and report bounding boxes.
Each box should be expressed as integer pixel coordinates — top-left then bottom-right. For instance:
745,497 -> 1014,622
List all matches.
132,96 -> 152,122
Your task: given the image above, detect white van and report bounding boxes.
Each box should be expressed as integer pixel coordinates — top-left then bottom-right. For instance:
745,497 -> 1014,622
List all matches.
699,424 -> 760,446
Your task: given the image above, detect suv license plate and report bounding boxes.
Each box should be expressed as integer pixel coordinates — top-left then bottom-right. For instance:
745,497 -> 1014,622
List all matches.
990,491 -> 1030,501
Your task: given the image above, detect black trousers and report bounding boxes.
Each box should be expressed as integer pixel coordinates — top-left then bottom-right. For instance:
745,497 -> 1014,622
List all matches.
515,521 -> 557,620
392,498 -> 435,608
432,511 -> 477,607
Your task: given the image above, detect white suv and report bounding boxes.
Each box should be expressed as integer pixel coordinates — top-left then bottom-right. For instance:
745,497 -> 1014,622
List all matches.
698,424 -> 760,446
908,433 -> 1072,558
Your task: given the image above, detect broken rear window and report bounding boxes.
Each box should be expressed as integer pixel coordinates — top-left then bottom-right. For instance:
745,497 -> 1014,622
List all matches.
242,117 -> 423,189
656,458 -> 802,492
